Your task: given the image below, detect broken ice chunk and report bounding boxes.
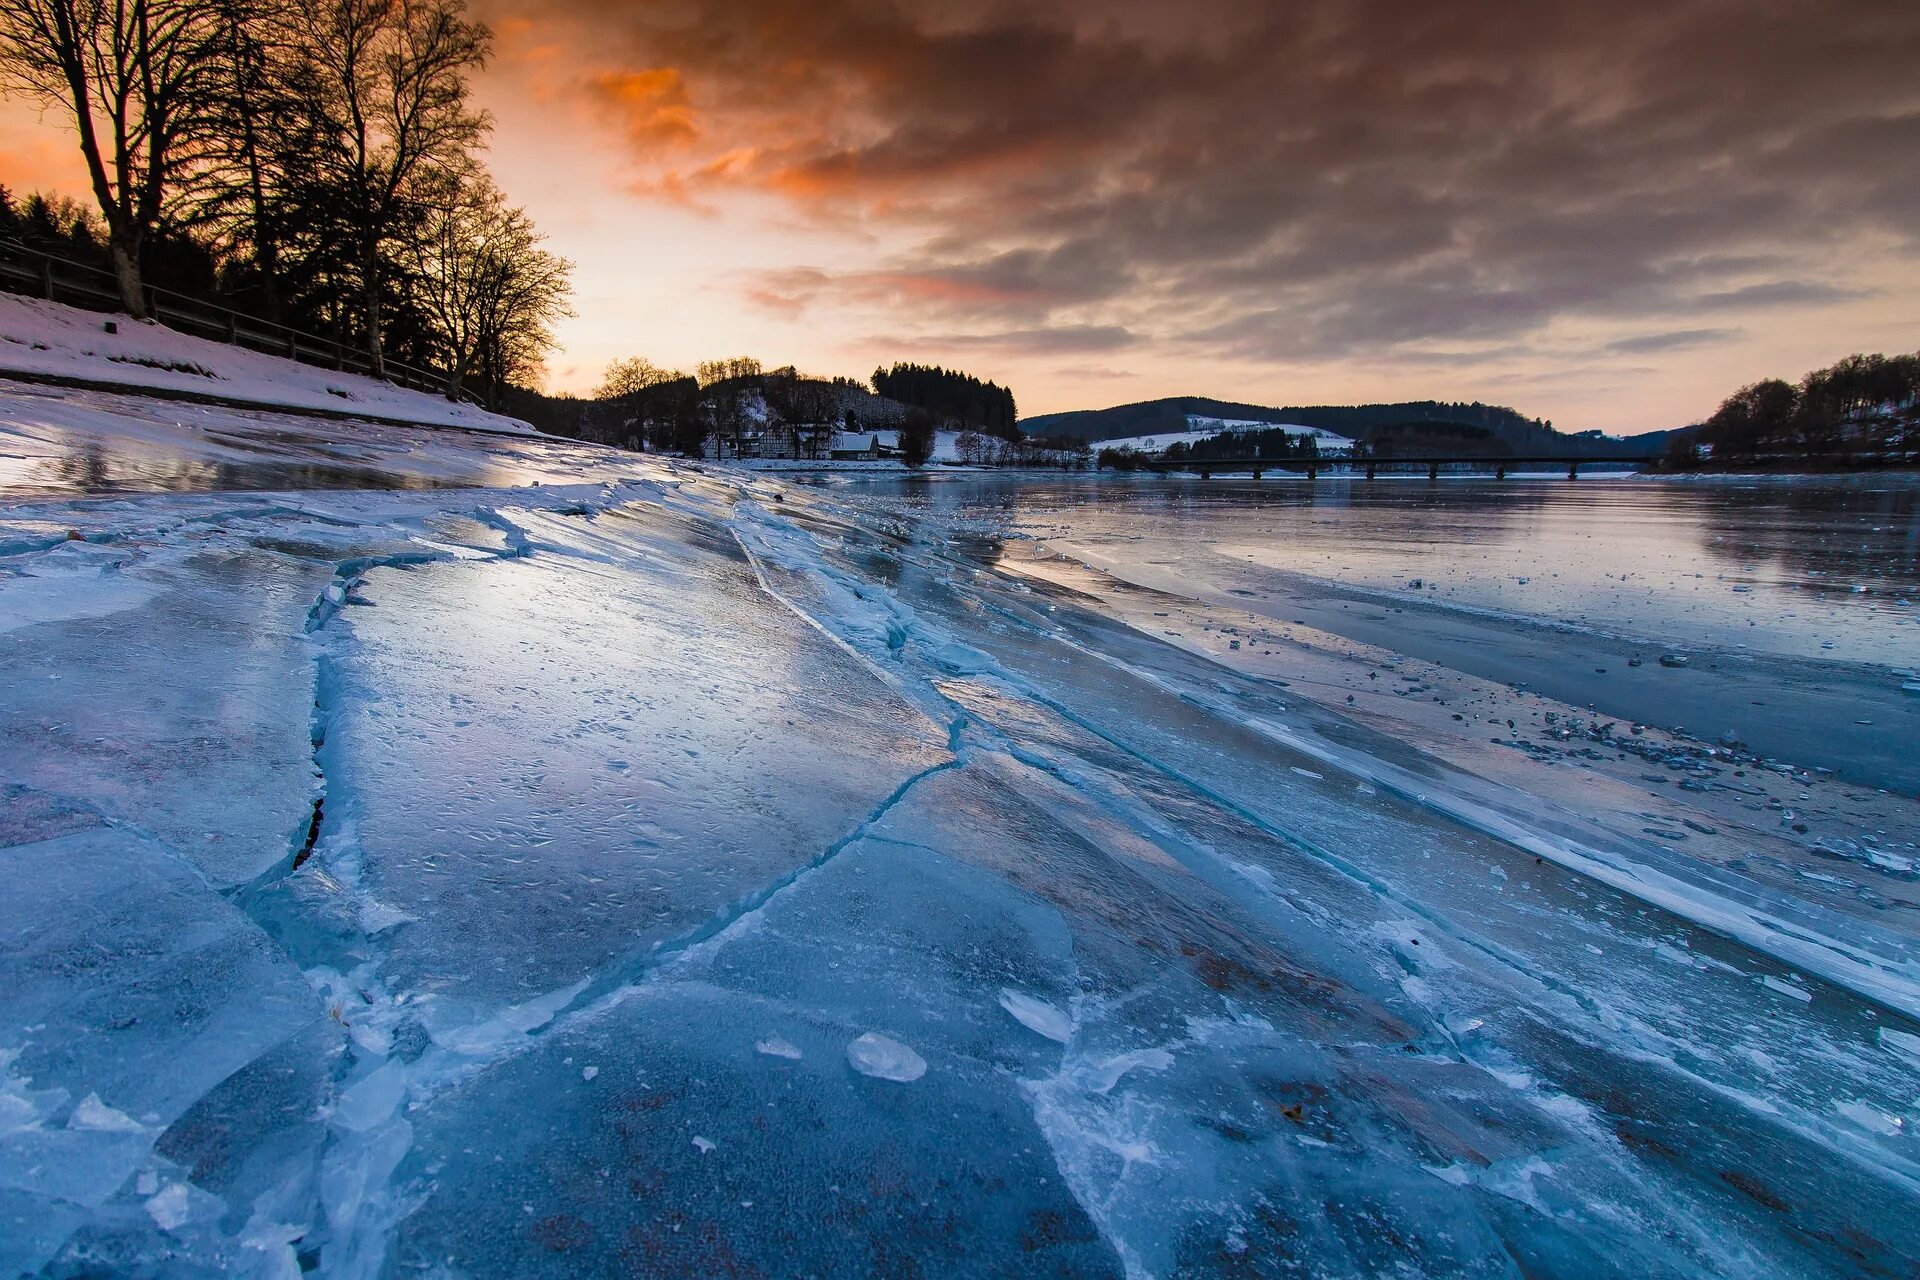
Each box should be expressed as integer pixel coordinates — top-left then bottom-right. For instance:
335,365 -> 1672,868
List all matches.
67,1093 -> 144,1133
1879,1027 -> 1920,1062
145,1184 -> 193,1231
847,1032 -> 927,1082
998,990 -> 1072,1043
1759,975 -> 1813,1003
755,1034 -> 803,1060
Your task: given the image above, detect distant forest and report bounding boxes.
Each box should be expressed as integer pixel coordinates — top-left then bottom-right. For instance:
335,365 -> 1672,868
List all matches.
1030,396 -> 1559,444
1024,395 -> 1656,458
1098,427 -> 1324,469
873,363 -> 1019,439
505,354 -> 1021,465
1674,352 -> 1918,468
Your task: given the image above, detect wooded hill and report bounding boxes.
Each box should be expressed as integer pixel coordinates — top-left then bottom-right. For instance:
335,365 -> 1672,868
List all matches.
1023,396 -> 1666,457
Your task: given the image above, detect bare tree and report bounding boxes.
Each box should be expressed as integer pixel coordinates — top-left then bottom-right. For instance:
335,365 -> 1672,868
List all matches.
409,171 -> 570,406
0,0 -> 229,315
176,0 -> 308,319
596,355 -> 678,400
297,0 -> 489,377
696,355 -> 762,455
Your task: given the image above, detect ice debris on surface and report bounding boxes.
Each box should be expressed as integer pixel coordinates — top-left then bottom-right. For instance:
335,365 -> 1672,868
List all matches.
1000,989 -> 1075,1043
754,1033 -> 803,1059
847,1032 -> 929,1082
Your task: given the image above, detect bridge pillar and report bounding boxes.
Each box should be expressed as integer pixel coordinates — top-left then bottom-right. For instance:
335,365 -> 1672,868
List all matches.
1307,463 -> 1318,481
1365,462 -> 1376,481
1567,462 -> 1579,480
1428,462 -> 1440,482
1252,468 -> 1262,482
1495,463 -> 1506,480
1200,467 -> 1211,481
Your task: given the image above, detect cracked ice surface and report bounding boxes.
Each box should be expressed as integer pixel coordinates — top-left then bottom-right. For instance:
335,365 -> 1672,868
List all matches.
2,419 -> 1918,1277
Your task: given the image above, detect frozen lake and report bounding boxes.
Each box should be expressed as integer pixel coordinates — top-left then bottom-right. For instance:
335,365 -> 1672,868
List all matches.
846,473 -> 1920,666
833,473 -> 1920,793
3,403 -> 1918,1278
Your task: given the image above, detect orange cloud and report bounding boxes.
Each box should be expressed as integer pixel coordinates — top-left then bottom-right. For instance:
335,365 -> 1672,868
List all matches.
590,68 -> 699,152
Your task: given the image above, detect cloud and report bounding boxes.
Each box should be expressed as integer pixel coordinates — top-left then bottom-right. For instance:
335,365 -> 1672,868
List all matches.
865,324 -> 1140,355
1603,328 -> 1742,354
1685,281 -> 1862,311
588,68 -> 698,152
491,0 -> 1920,371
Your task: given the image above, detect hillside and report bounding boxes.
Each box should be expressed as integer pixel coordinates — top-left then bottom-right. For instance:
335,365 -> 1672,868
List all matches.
1025,395 -> 1665,457
0,293 -> 534,433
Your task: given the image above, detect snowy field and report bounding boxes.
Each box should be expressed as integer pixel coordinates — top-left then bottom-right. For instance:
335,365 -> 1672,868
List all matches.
2,388 -> 1919,1278
0,295 -> 532,434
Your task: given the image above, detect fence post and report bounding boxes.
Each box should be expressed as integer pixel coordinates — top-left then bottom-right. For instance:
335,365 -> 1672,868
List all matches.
40,256 -> 54,300
286,328 -> 297,359
227,310 -> 238,344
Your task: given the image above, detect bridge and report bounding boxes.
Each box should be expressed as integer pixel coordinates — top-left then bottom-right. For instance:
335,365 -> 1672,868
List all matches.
1129,454 -> 1658,481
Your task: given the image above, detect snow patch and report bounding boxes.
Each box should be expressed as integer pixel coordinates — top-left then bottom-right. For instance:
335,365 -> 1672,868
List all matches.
0,293 -> 533,433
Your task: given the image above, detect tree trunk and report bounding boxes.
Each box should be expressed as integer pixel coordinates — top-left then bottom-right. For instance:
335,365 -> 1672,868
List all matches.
108,231 -> 147,319
362,257 -> 386,379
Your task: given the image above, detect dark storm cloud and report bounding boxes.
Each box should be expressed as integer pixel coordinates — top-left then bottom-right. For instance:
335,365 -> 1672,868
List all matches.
506,0 -> 1920,360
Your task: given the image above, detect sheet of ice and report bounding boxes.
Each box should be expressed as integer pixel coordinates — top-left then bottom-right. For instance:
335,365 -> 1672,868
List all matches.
3,406 -> 1918,1277
0,382 -> 674,498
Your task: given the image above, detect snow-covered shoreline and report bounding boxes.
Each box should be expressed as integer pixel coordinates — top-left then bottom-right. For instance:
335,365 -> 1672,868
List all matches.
0,293 -> 535,434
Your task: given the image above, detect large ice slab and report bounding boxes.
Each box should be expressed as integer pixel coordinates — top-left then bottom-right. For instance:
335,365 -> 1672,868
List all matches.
1,411 -> 1916,1277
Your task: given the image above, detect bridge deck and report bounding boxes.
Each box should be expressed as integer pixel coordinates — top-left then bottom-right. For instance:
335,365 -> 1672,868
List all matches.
1129,454 -> 1656,476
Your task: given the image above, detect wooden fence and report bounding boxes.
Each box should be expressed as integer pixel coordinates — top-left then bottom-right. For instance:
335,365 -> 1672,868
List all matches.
0,237 -> 452,398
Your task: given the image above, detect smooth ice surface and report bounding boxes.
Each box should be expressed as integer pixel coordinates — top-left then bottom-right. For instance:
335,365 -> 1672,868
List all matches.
3,403 -> 1918,1278
0,382 -> 653,498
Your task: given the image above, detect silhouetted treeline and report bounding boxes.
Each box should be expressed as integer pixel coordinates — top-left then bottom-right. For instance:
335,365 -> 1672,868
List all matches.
1178,428 -> 1322,462
872,363 -> 1018,438
533,355 -> 1021,463
1098,428 -> 1322,469
1283,401 -> 1555,440
0,0 -> 570,407
1022,395 -> 1587,449
1677,352 -> 1920,468
954,431 -> 1087,468
1361,422 -> 1509,457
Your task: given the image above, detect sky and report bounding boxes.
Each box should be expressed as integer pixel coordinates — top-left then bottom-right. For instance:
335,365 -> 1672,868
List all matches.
4,0 -> 1919,430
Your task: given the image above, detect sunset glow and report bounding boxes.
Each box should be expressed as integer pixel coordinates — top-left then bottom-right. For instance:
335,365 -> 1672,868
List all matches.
6,0 -> 1918,427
